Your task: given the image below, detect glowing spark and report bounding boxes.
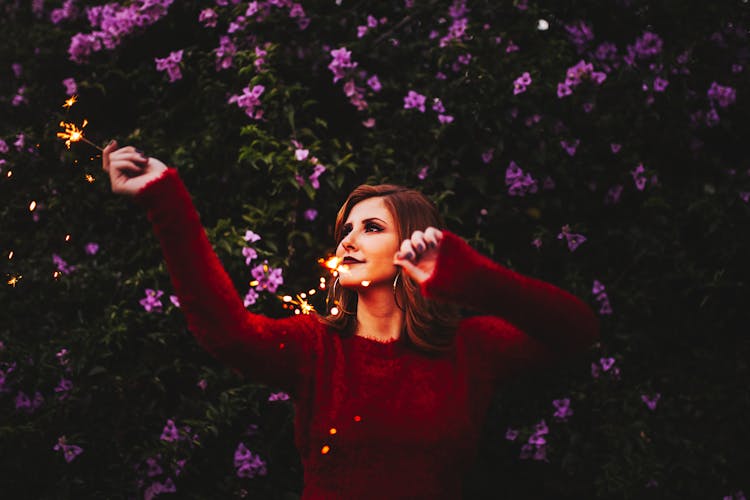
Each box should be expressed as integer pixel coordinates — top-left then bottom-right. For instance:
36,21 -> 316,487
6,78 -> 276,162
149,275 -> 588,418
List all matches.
65,234 -> 71,242
321,445 -> 330,454
57,120 -> 103,151
360,280 -> 370,287
330,307 -> 339,315
7,275 -> 22,287
85,174 -> 95,183
8,251 -> 13,259
329,428 -> 337,435
53,271 -> 61,279
29,201 -> 36,212
249,280 -> 259,287
278,292 -> 316,315
6,171 -> 11,178
62,95 -> 77,109
353,415 -> 361,422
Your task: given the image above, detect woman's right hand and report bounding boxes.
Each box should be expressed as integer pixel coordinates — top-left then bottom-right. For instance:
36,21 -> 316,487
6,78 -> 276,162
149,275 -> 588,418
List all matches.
102,140 -> 168,197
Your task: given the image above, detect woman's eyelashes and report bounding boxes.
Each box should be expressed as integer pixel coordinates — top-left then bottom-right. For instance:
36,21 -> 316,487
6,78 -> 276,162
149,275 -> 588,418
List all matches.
340,221 -> 384,241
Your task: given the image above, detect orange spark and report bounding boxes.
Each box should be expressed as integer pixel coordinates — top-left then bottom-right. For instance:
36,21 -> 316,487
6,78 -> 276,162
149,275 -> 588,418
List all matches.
62,95 -> 77,109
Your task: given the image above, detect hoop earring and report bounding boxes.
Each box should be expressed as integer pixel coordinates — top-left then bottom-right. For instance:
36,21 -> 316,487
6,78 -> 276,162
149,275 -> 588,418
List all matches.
329,276 -> 355,315
392,272 -> 404,311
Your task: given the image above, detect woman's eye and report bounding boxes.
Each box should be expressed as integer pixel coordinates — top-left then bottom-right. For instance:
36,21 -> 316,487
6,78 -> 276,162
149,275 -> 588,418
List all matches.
365,223 -> 383,232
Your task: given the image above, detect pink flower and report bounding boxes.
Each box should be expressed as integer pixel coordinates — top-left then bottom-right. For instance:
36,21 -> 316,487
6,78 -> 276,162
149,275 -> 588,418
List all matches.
62,77 -> 77,95
641,393 -> 661,410
139,289 -> 164,313
557,224 -> 586,251
155,50 -> 184,82
228,84 -> 265,119
403,90 -> 427,112
366,75 -> 381,92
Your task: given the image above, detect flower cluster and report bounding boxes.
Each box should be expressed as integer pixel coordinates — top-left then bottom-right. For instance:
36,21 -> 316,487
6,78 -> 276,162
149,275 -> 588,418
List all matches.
68,0 -> 175,63
155,50 -> 184,83
552,398 -> 573,421
53,436 -> 83,463
641,393 -> 661,411
591,356 -> 621,380
292,140 -> 327,189
631,162 -> 657,191
505,161 -> 538,197
16,391 -> 44,413
707,81 -> 736,108
228,84 -> 265,120
139,289 -> 180,313
560,139 -> 579,156
565,21 -> 594,52
513,72 -> 532,95
215,36 -> 237,70
357,15 -> 386,38
520,420 -> 549,461
557,224 -> 586,252
592,280 -> 613,315
438,0 -> 469,47
51,0 -> 78,24
53,253 -> 76,275
557,59 -> 607,98
234,443 -> 267,478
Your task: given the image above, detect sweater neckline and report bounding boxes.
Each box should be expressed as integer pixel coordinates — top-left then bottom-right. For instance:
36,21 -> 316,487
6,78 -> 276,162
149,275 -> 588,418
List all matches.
352,333 -> 405,356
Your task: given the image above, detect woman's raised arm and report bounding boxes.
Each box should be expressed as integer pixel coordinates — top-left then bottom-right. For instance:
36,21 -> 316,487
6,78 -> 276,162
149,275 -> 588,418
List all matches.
103,143 -> 320,396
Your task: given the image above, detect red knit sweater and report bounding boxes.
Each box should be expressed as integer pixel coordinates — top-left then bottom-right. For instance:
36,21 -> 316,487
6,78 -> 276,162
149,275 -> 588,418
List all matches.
134,168 -> 599,499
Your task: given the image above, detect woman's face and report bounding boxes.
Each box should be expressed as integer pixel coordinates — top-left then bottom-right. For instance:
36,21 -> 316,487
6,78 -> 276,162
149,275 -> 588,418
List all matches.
335,196 -> 401,290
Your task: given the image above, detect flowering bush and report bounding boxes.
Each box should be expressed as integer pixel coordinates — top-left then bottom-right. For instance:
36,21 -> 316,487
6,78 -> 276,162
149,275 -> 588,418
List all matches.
0,0 -> 747,498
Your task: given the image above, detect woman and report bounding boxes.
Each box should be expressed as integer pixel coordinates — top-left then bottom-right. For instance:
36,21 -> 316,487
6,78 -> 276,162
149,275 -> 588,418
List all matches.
103,141 -> 599,499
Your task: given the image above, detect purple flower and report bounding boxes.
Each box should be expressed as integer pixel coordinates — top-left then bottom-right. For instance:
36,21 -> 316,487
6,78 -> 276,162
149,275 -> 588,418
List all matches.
160,419 -> 179,442
243,247 -> 258,265
481,148 -> 494,164
631,163 -> 647,191
600,357 -> 615,371
553,398 -> 574,421
51,0 -> 78,24
513,72 -> 532,95
531,238 -> 542,249
557,82 -> 572,98
228,84 -> 265,120
403,90 -> 427,112
215,36 -> 236,70
309,163 -> 326,189
641,393 -> 661,410
565,20 -> 594,50
234,443 -> 267,478
84,242 -> 99,255
0,139 -> 8,154
16,390 -> 44,412
610,143 -> 622,154
268,391 -> 290,401
417,166 -> 429,180
62,77 -> 77,95
505,428 -> 519,441
53,253 -> 76,274
139,289 -> 164,313
365,75 -> 382,92
146,457 -> 163,477
244,230 -> 261,243
328,47 -> 357,83
199,8 -> 218,27
155,50 -> 184,82
505,161 -> 538,197
556,225 -> 586,251
169,295 -> 180,308
55,378 -> 73,400
521,420 -> 549,462
56,348 -> 70,365
244,288 -> 259,307
707,82 -> 736,108
251,261 -> 284,293
197,379 -> 207,391
304,209 -> 318,221
653,77 -> 669,92
604,184 -> 623,205
561,139 -> 579,156
54,436 -> 83,463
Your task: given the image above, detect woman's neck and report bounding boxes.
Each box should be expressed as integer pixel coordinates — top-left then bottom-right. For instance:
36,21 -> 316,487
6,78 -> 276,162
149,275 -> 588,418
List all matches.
354,285 -> 403,342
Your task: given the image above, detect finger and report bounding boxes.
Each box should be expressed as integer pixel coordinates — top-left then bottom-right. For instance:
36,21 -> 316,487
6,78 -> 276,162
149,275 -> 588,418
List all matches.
398,239 -> 416,260
110,160 -> 144,177
102,139 -> 117,172
394,256 -> 428,283
410,230 -> 427,253
423,227 -> 443,249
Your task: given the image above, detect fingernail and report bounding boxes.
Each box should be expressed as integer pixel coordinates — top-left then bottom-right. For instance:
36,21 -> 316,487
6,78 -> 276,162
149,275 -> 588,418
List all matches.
416,243 -> 425,252
428,242 -> 436,249
406,252 -> 414,260
136,148 -> 146,156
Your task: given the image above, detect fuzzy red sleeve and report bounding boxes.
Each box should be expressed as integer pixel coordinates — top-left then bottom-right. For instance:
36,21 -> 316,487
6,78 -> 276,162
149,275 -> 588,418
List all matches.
420,231 -> 599,373
133,168 -> 319,396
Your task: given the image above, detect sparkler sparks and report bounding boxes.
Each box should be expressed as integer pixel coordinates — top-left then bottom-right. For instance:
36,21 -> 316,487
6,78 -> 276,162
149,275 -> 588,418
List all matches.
57,120 -> 103,151
279,289 -> 317,315
7,275 -> 22,287
62,95 -> 77,109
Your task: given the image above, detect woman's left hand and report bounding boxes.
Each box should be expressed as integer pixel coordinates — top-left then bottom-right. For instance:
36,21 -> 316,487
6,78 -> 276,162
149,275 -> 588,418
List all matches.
393,227 -> 443,285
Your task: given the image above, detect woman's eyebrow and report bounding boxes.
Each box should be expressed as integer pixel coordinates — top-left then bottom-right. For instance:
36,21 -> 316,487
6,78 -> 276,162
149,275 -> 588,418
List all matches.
345,217 -> 388,225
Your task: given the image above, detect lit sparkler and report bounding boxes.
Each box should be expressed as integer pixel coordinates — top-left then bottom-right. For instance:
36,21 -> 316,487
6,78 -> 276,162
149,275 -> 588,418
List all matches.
57,120 -> 103,151
7,275 -> 22,287
62,95 -> 77,109
279,289 -> 317,315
